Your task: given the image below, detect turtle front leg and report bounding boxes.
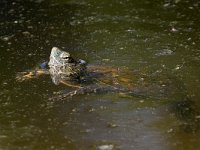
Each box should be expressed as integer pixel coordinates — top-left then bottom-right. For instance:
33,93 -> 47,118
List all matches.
16,69 -> 49,82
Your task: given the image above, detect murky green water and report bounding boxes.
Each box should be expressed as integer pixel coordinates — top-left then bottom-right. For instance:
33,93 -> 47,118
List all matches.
0,0 -> 200,149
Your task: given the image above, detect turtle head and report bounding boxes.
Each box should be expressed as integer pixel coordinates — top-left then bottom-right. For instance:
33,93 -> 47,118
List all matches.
48,47 -> 76,67
48,47 -> 87,83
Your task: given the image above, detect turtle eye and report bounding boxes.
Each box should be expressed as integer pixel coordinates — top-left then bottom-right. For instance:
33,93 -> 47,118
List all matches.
63,57 -> 70,60
63,57 -> 69,59
63,57 -> 75,63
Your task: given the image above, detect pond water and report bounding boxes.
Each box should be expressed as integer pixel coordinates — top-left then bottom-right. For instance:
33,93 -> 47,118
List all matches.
0,0 -> 200,149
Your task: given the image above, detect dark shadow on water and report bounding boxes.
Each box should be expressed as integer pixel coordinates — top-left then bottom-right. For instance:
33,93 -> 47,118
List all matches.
170,98 -> 200,133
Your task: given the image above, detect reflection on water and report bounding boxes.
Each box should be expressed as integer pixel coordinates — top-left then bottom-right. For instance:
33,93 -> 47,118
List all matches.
0,0 -> 200,149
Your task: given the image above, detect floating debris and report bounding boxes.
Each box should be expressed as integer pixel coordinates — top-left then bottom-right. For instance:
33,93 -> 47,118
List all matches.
107,122 -> 118,128
171,27 -> 178,32
102,59 -> 110,62
195,116 -> 200,119
155,49 -> 173,56
22,31 -> 31,36
97,144 -> 114,150
0,35 -> 14,41
167,128 -> 173,133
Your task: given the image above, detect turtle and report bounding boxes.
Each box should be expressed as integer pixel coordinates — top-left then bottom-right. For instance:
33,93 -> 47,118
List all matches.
16,47 -> 166,100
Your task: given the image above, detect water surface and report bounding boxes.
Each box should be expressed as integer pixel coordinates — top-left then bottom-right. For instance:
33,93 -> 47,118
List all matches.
0,0 -> 200,149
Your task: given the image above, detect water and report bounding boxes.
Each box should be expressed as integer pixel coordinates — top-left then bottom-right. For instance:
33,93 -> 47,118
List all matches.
0,0 -> 200,149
